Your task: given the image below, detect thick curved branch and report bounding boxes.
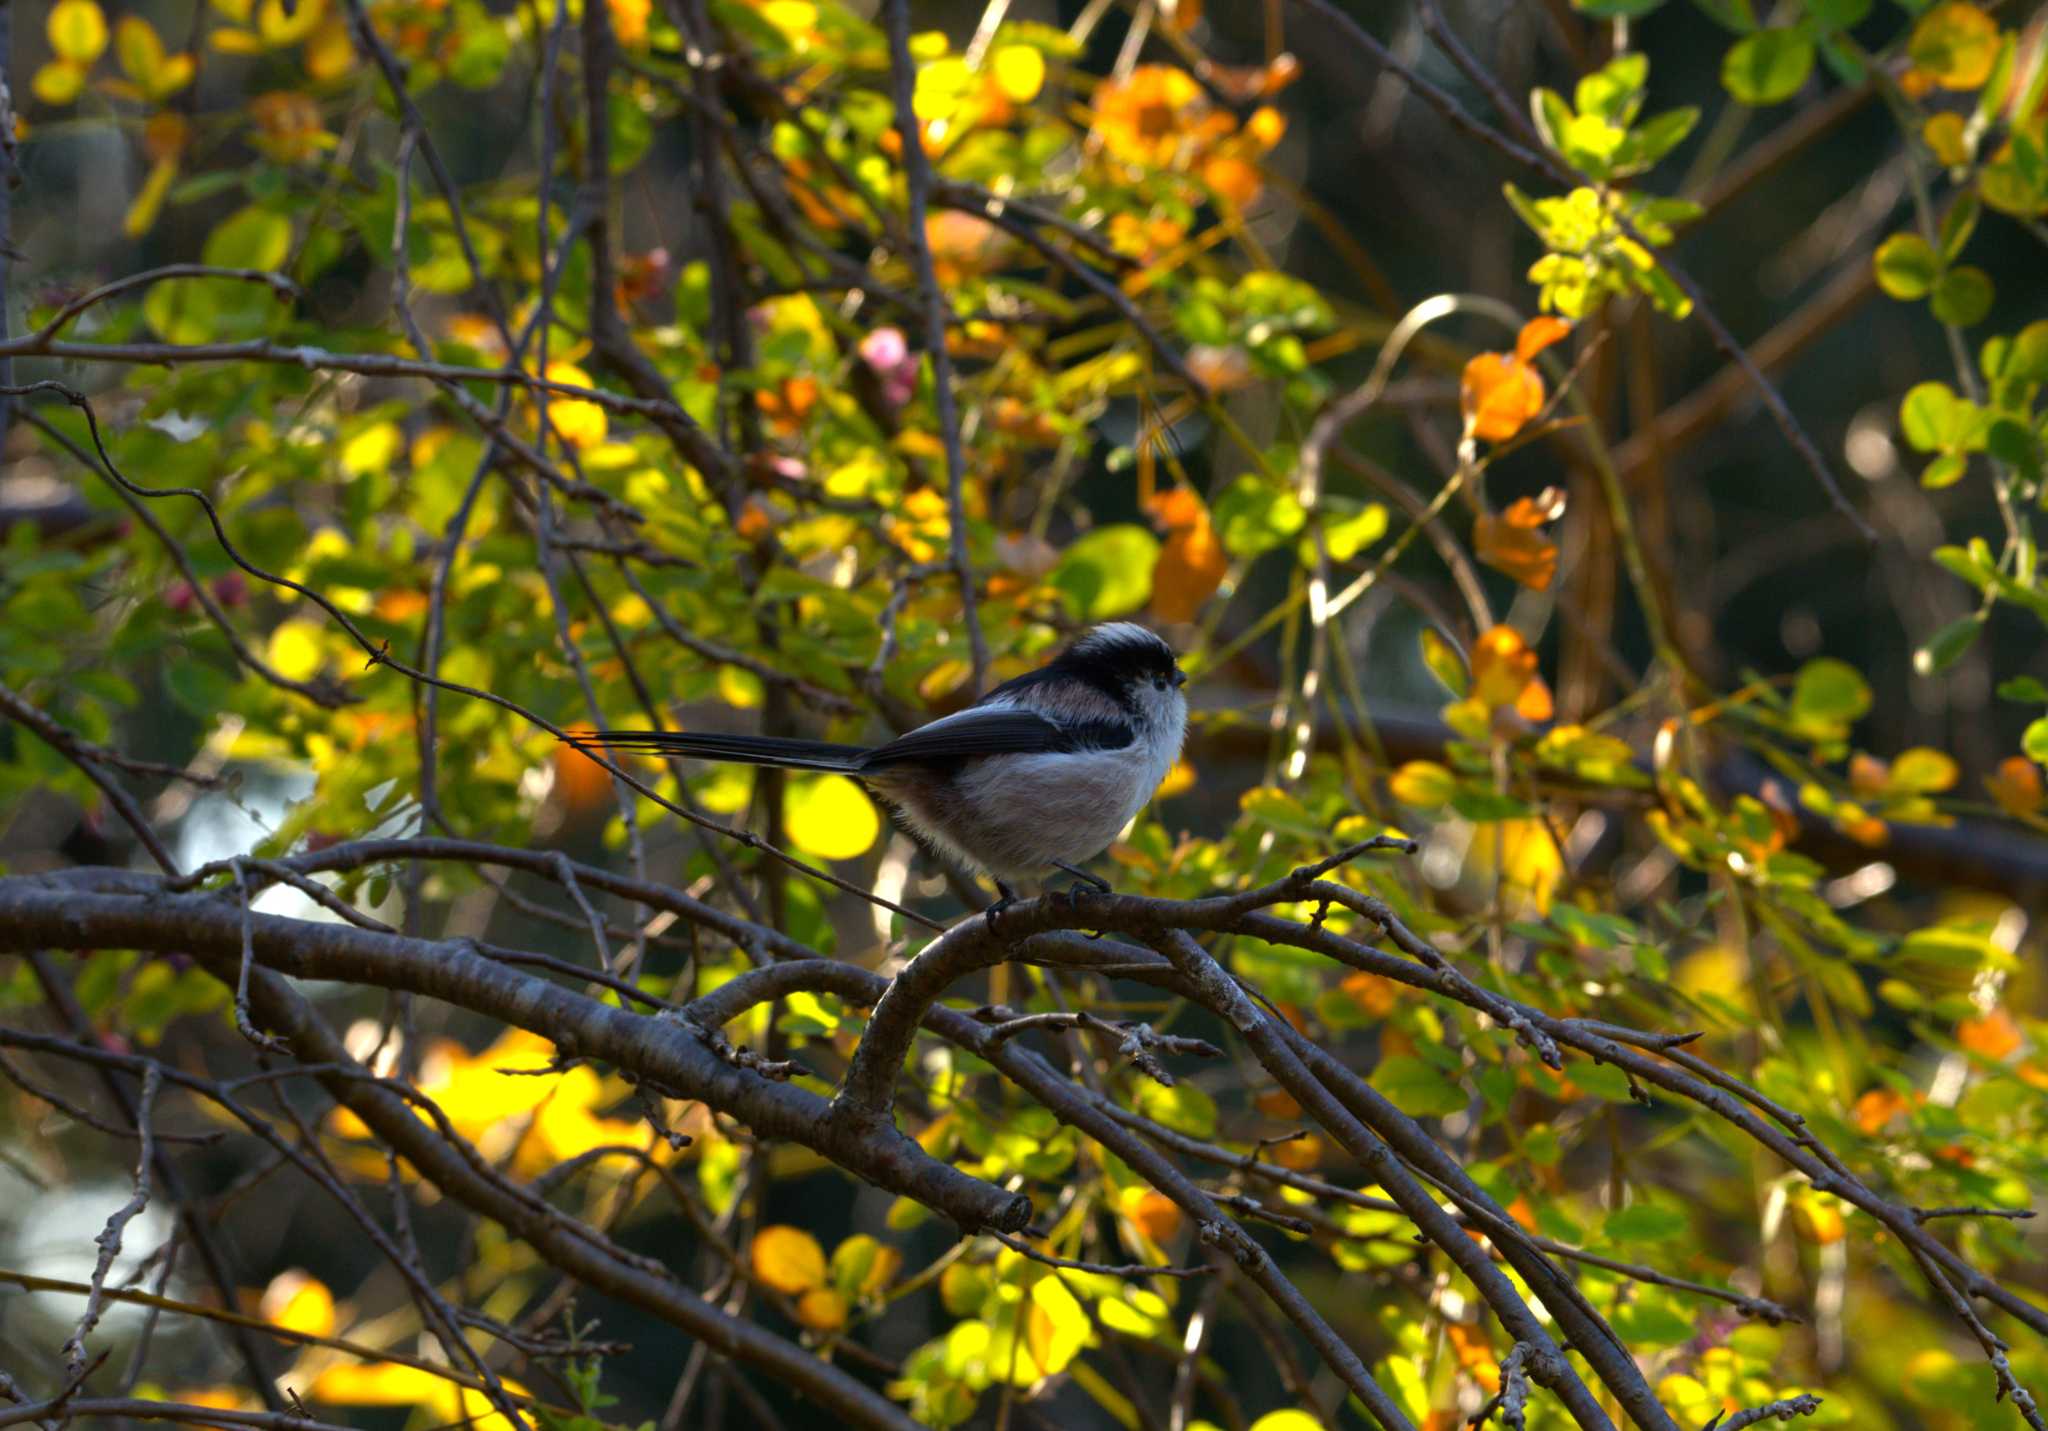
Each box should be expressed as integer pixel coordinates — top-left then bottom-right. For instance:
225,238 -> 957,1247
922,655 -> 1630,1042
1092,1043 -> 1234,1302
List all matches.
0,872 -> 1027,1236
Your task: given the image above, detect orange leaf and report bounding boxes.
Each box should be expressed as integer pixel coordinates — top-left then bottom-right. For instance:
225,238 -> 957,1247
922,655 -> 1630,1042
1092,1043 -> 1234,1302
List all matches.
1129,1190 -> 1182,1243
551,727 -> 615,814
1848,753 -> 1890,797
751,1225 -> 828,1295
795,1287 -> 848,1331
1149,495 -> 1227,623
1957,1007 -> 2022,1060
1254,1088 -> 1301,1120
1985,755 -> 2044,817
1473,490 -> 1565,591
1852,1087 -> 1908,1134
1184,343 -> 1253,392
1341,970 -> 1399,1016
1470,626 -> 1548,717
1460,353 -> 1545,444
1515,316 -> 1573,364
1270,1133 -> 1324,1171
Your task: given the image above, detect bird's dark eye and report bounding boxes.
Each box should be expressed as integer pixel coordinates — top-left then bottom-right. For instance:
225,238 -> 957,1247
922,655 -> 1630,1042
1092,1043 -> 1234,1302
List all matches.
1152,676 -> 1167,692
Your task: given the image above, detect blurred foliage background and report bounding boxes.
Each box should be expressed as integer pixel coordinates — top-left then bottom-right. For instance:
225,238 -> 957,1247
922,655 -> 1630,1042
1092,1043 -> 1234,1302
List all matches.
2,0 -> 2047,1428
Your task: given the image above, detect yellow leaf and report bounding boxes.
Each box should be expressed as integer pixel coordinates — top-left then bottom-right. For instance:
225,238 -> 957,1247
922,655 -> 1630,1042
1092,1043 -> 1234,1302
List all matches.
1889,746 -> 1958,794
146,51 -> 197,100
267,620 -> 325,682
1248,1409 -> 1326,1431
1155,758 -> 1195,799
1388,761 -> 1455,808
303,16 -> 355,81
48,0 -> 109,64
540,361 -> 607,448
257,0 -> 327,47
259,1269 -> 336,1338
31,61 -> 89,106
991,44 -> 1046,103
1025,1274 -> 1090,1376
340,422 -> 402,477
783,772 -> 880,860
1492,818 -> 1563,914
210,28 -> 264,53
796,1287 -> 848,1330
751,1225 -> 828,1295
1924,111 -> 1969,166
607,0 -> 652,46
1792,1191 -> 1846,1244
310,1364 -> 448,1406
1908,2 -> 2000,91
114,16 -> 165,82
210,0 -> 255,22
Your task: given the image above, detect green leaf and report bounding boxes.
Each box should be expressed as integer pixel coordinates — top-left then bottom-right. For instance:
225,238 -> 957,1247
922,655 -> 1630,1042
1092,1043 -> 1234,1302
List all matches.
1315,502 -> 1388,562
1931,266 -> 1994,326
1899,381 -> 1971,453
1992,321 -> 2048,383
1921,452 -> 1968,489
203,205 -> 293,270
1614,107 -> 1700,172
1133,1080 -> 1217,1138
1049,525 -> 1160,620
1913,613 -> 1983,675
2025,718 -> 2048,764
1873,233 -> 1939,300
1212,477 -> 1307,560
1371,1055 -> 1466,1118
1575,54 -> 1648,124
1791,657 -> 1871,733
165,659 -> 235,717
1806,0 -> 1871,29
1692,0 -> 1757,31
1610,1298 -> 1698,1346
1996,676 -> 2048,703
1420,626 -> 1469,697
1721,30 -> 1815,105
1531,88 -> 1575,154
1603,1203 -> 1689,1242
1572,0 -> 1666,16
1939,191 -> 1980,260
1987,417 -> 2043,483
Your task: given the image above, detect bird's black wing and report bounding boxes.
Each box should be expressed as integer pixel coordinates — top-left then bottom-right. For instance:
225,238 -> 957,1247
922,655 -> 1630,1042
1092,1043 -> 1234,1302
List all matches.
858,707 -> 1131,770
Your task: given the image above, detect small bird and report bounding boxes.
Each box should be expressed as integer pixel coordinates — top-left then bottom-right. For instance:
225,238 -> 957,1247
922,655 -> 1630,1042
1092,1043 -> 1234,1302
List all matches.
572,622 -> 1188,907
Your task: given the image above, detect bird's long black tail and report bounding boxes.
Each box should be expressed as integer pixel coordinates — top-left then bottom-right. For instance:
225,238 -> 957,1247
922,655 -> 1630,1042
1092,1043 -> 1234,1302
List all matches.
567,729 -> 870,773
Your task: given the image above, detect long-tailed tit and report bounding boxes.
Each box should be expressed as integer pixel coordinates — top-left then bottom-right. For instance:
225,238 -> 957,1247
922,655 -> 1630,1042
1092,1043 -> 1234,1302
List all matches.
572,622 -> 1188,905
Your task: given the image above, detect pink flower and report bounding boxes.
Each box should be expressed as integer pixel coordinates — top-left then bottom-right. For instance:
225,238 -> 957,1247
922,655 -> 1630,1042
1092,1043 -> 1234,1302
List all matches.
859,328 -> 918,408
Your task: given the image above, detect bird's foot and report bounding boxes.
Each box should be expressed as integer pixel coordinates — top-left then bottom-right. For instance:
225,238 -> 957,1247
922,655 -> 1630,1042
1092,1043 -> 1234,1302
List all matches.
1049,862 -> 1111,937
1050,861 -> 1112,894
986,880 -> 1019,930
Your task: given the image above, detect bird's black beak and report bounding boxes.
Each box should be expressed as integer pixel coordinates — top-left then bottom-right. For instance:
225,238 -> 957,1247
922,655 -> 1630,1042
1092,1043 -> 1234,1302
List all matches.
1171,667 -> 1187,688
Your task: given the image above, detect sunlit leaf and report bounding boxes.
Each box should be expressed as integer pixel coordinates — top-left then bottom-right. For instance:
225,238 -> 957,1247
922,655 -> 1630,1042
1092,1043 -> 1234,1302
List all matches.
47,0 -> 109,63
784,773 -> 880,860
1460,352 -> 1544,443
751,1225 -> 828,1294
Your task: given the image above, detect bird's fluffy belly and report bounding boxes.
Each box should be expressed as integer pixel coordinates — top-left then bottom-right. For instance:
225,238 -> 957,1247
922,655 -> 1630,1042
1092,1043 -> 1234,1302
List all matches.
866,751 -> 1149,879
